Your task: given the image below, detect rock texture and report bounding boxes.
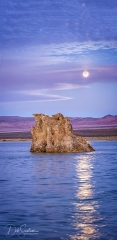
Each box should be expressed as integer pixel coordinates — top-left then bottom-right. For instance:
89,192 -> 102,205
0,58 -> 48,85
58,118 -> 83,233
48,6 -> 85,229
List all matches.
30,113 -> 94,153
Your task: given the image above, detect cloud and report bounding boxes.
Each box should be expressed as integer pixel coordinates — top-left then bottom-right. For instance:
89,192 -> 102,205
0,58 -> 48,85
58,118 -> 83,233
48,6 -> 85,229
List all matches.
51,83 -> 88,90
3,82 -> 87,103
1,0 -> 117,48
2,41 -> 117,69
16,82 -> 88,102
0,91 -> 72,103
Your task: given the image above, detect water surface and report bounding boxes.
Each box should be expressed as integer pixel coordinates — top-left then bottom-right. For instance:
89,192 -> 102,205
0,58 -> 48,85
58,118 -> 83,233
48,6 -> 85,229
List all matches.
0,141 -> 117,239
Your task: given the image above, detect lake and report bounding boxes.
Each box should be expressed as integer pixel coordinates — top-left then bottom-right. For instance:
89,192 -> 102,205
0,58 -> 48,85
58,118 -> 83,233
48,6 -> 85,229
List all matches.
0,141 -> 117,240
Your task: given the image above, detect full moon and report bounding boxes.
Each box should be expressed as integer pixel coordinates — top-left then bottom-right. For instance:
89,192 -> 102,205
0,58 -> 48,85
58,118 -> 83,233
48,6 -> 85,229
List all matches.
83,70 -> 89,77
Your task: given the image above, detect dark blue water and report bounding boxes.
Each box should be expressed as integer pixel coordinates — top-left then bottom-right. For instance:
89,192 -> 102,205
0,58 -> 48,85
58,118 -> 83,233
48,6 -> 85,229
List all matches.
0,141 -> 117,240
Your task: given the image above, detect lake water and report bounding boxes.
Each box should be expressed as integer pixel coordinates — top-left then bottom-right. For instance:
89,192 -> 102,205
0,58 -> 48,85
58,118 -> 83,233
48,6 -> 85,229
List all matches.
0,141 -> 117,240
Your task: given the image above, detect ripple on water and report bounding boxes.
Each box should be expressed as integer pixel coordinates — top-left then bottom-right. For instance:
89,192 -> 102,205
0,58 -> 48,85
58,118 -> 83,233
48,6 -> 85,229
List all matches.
0,141 -> 117,239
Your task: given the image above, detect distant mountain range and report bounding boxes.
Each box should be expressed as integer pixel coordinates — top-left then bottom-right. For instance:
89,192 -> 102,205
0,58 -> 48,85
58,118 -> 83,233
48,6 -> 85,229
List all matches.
69,114 -> 117,130
0,114 -> 117,132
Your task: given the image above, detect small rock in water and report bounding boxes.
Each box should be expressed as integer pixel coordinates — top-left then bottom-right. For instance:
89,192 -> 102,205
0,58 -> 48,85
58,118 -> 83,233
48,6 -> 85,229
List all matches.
30,113 -> 94,153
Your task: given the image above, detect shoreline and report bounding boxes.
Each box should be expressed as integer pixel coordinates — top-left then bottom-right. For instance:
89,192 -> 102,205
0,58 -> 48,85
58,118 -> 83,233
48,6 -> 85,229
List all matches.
85,136 -> 117,141
0,139 -> 32,142
0,129 -> 117,142
0,136 -> 117,142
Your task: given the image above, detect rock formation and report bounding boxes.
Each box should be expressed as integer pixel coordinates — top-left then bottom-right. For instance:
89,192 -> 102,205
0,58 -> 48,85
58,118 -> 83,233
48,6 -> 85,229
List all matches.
30,113 -> 94,153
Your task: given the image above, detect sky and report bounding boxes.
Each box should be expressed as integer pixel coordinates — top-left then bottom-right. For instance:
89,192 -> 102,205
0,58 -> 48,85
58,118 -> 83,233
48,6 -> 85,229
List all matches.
0,0 -> 117,117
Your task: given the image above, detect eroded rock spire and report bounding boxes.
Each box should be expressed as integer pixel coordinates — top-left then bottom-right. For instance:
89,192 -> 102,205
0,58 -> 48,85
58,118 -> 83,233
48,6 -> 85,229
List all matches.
30,113 -> 94,153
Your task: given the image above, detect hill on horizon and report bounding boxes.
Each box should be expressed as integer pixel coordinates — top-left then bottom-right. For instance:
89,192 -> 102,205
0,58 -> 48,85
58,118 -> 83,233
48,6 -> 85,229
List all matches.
0,114 -> 117,133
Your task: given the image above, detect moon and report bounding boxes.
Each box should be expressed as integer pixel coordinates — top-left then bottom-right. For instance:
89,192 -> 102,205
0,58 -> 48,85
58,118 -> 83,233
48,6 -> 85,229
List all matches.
83,70 -> 89,77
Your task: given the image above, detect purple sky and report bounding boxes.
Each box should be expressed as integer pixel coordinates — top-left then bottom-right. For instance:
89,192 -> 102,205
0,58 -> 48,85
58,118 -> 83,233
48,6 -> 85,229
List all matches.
0,0 -> 117,117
